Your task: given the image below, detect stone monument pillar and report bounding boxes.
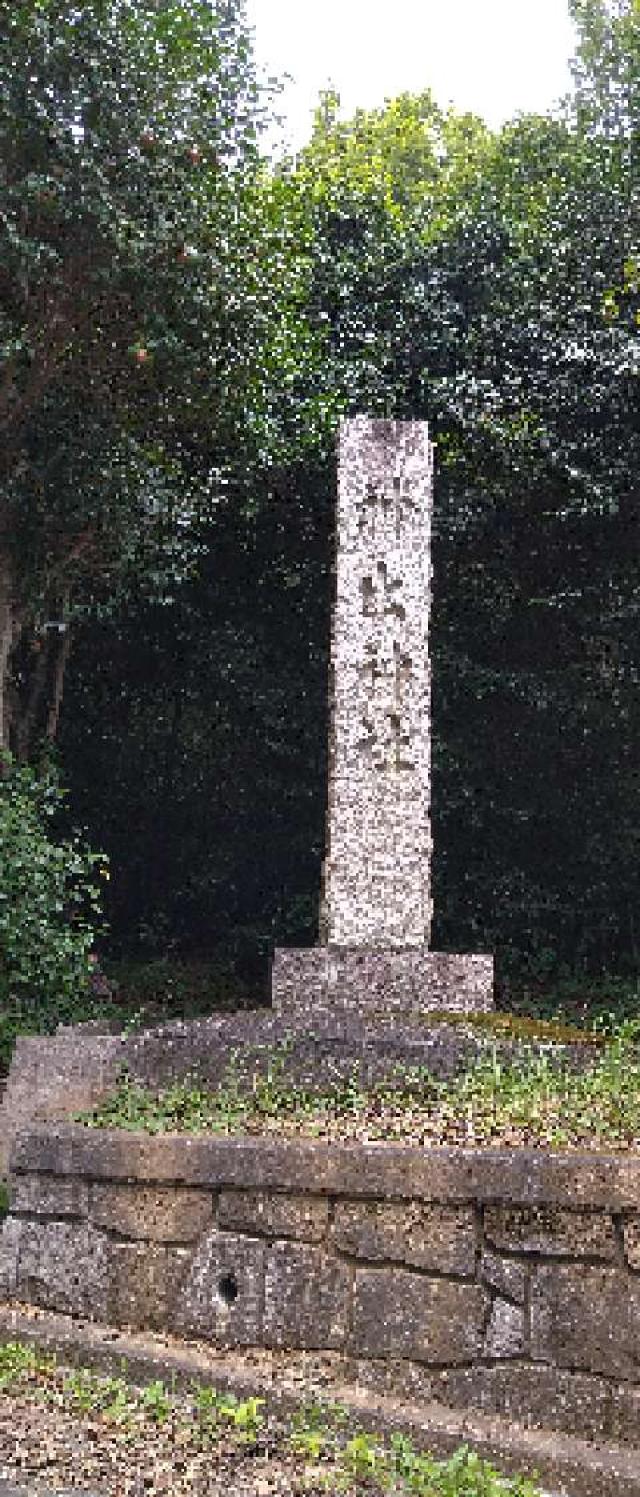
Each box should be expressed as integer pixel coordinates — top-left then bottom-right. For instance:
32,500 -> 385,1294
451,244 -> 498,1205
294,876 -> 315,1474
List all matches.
322,416 -> 433,947
272,417 -> 493,1023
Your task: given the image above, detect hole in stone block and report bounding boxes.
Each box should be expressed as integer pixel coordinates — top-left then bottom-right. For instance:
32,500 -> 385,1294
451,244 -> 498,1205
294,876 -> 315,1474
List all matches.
217,1272 -> 239,1305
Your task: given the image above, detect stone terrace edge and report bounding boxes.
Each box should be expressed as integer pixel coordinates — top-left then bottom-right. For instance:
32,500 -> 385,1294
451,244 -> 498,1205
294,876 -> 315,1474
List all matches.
10,1124 -> 640,1209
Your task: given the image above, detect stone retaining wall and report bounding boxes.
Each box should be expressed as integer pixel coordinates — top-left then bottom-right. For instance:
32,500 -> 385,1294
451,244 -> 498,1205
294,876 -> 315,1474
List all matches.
1,1127 -> 639,1450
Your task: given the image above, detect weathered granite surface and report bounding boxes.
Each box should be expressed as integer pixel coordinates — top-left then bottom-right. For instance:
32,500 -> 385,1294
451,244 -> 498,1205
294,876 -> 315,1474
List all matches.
271,947 -> 494,1019
271,417 -> 494,1021
0,1026 -> 122,1179
322,418 -> 434,948
2,1126 -> 640,1451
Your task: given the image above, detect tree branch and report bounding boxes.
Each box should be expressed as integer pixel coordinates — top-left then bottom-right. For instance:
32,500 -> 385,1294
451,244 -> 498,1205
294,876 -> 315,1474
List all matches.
46,621 -> 72,745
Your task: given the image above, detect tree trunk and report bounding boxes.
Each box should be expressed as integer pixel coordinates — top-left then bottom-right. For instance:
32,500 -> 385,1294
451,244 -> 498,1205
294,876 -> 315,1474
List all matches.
0,549 -> 73,762
0,549 -> 18,756
15,635 -> 49,762
45,621 -> 72,745
14,614 -> 73,762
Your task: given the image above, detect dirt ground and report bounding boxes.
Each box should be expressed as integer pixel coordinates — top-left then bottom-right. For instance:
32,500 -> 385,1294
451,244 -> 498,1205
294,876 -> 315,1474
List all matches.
0,1391 -> 331,1496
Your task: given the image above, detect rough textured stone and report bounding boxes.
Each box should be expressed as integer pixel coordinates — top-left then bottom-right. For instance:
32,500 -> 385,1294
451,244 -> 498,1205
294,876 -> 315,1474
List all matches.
351,1356 -> 436,1403
13,1220 -> 110,1320
0,1029 -> 121,1178
270,418 -> 493,1021
10,1174 -> 89,1219
483,1298 -> 525,1359
90,1182 -> 212,1242
622,1215 -> 640,1269
609,1382 -> 640,1447
175,1229 -> 264,1346
484,1205 -> 617,1259
480,1250 -> 527,1304
0,1218 -> 22,1298
322,417 -> 435,948
272,949 -> 494,1020
435,1363 -> 615,1443
264,1241 -> 349,1350
352,1268 -> 487,1363
122,1008 -> 510,1091
332,1201 -> 476,1275
109,1241 -> 191,1331
531,1264 -> 640,1379
218,1191 -> 328,1242
12,1126 -> 640,1210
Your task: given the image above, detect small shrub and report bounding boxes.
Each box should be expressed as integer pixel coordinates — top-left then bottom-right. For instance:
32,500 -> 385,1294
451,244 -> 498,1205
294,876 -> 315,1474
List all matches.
106,957 -> 254,1024
0,753 -> 108,1034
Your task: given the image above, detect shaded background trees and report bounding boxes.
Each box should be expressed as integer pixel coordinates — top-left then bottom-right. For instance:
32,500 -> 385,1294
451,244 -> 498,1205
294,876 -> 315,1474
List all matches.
0,0 -> 319,759
3,0 -> 640,1002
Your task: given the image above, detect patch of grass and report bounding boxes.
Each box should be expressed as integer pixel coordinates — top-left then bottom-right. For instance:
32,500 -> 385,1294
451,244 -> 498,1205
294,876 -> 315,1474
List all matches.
0,1340 -> 542,1496
80,1021 -> 640,1152
421,1021 -> 640,1150
0,1340 -> 50,1390
78,1043 -> 383,1135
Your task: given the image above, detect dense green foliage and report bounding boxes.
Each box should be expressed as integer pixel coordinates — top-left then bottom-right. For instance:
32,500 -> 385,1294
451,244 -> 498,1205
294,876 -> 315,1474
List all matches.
2,1 -> 639,1002
0,0 -> 320,758
0,754 -> 106,1014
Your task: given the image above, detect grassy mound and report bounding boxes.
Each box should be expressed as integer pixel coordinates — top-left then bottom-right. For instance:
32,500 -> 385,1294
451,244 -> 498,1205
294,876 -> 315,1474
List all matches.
81,1021 -> 640,1152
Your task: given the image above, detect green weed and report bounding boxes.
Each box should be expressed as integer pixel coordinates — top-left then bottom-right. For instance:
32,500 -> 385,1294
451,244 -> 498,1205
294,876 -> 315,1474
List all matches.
81,1020 -> 640,1151
217,1391 -> 265,1441
141,1378 -> 172,1425
0,1341 -> 43,1389
0,1340 -> 544,1495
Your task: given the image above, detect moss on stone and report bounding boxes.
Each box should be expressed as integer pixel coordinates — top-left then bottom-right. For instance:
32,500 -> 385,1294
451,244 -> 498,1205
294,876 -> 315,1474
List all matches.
422,1009 -> 603,1047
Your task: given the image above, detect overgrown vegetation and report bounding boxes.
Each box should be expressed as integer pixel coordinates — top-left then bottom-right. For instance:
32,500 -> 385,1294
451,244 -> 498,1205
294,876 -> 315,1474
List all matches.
56,0 -> 640,984
106,956 -> 256,1023
504,970 -> 640,1025
81,1020 -> 640,1152
0,0 -> 318,762
0,1339 -> 542,1496
0,754 -> 107,1055
1,0 -> 639,1021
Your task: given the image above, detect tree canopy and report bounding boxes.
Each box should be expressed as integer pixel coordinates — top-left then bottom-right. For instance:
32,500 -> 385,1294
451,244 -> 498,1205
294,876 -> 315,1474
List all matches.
2,0 -> 640,989
0,0 -> 320,757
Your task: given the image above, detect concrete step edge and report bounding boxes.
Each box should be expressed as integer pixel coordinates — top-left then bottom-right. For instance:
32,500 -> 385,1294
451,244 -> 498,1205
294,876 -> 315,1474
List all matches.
0,1303 -> 637,1497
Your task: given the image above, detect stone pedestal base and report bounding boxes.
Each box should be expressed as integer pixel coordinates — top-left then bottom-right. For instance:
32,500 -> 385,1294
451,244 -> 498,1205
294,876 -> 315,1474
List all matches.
271,947 -> 493,1025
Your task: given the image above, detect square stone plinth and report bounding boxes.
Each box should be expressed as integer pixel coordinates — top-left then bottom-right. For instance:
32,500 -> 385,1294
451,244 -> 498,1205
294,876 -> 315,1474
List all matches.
271,947 -> 493,1022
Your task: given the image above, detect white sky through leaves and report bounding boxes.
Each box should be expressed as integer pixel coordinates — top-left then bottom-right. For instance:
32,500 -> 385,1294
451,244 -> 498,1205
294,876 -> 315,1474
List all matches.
247,0 -> 578,150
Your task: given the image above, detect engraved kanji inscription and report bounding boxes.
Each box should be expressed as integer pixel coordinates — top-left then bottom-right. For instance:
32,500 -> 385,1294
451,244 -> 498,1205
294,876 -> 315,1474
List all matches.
322,417 -> 433,947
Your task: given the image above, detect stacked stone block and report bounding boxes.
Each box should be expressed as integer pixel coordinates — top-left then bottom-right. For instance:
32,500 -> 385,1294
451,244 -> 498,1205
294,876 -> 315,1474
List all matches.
272,417 -> 493,1021
2,1125 -> 639,1449
322,417 -> 434,948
